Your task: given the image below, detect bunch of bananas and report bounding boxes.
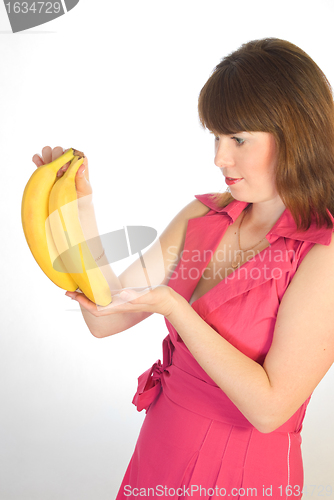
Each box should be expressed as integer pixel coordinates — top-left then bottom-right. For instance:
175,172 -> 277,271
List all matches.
21,148 -> 112,306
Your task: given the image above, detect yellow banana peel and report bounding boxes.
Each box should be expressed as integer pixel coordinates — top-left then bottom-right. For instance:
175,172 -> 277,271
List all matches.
21,148 -> 78,291
48,155 -> 112,306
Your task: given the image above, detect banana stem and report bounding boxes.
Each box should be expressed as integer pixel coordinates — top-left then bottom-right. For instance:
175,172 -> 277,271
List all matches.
72,149 -> 85,159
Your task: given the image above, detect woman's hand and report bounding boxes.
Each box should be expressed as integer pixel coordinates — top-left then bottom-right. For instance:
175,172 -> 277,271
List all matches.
32,146 -> 92,200
65,285 -> 180,318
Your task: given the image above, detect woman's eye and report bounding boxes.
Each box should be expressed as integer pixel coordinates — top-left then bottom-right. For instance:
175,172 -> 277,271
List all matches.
232,136 -> 245,145
212,134 -> 245,145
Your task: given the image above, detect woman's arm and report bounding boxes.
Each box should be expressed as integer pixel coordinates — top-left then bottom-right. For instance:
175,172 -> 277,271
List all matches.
166,233 -> 334,433
74,197 -> 156,337
33,146 -> 211,338
70,198 -> 211,337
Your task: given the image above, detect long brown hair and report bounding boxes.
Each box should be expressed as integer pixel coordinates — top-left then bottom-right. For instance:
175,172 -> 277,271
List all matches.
198,38 -> 334,231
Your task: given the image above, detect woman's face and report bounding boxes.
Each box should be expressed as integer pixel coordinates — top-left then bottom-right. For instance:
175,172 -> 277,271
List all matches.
213,131 -> 281,204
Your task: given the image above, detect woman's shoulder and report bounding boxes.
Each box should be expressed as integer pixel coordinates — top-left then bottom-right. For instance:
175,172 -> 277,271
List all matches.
174,192 -> 223,221
193,191 -> 235,213
285,217 -> 334,286
159,195 -> 213,241
180,195 -> 213,220
300,230 -> 334,259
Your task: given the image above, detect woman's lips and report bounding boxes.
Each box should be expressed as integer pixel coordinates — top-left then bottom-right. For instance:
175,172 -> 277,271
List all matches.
225,176 -> 243,185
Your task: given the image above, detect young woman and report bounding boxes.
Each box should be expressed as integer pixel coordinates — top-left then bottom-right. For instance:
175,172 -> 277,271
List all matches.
33,38 -> 334,499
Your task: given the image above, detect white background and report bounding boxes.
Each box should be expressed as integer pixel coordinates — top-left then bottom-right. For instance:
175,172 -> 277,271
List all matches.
1,0 -> 334,498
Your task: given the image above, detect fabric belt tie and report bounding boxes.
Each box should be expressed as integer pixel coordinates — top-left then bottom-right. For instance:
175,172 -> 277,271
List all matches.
132,334 -> 309,434
132,335 -> 173,413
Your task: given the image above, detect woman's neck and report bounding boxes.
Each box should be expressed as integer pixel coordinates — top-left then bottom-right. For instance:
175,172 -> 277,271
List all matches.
243,197 -> 287,232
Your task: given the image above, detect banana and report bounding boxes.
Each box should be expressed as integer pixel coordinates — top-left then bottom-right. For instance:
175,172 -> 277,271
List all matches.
48,155 -> 112,306
21,148 -> 78,291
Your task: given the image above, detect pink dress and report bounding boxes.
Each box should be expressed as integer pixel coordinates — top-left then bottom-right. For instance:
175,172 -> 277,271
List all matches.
116,194 -> 334,500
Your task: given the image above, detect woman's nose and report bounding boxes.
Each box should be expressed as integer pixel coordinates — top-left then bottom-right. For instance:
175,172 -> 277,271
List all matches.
214,139 -> 235,168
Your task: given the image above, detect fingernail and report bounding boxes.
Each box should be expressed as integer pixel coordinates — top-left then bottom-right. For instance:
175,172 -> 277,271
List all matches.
78,166 -> 85,176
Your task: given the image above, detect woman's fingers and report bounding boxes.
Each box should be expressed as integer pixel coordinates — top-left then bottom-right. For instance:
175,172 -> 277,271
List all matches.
75,160 -> 93,198
32,146 -> 89,180
32,146 -> 58,168
52,146 -> 64,162
32,153 -> 44,168
82,155 -> 89,181
65,290 -> 134,316
65,290 -> 116,316
65,286 -> 175,318
41,146 -> 52,164
65,291 -> 96,311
